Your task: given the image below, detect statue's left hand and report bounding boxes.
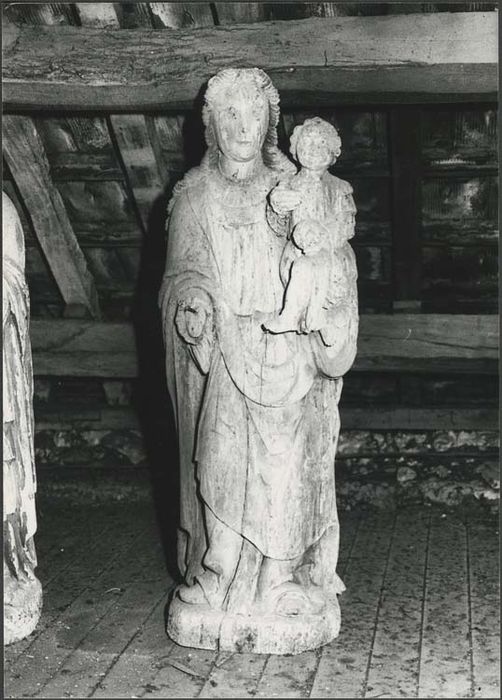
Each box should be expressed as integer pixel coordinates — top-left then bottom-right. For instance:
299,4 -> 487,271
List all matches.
176,293 -> 213,346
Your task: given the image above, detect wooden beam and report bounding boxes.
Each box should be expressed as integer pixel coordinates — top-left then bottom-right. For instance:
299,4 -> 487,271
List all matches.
31,320 -> 136,377
29,315 -> 498,378
33,403 -> 499,432
74,3 -> 120,28
3,116 -> 100,319
149,2 -> 215,28
3,12 -> 497,111
339,407 -> 499,431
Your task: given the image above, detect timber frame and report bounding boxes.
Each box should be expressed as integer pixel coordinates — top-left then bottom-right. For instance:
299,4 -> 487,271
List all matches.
3,12 -> 498,111
2,6 -> 499,428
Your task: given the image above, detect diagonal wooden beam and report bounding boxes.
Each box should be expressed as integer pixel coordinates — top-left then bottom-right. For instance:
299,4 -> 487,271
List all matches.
2,12 -> 498,111
108,114 -> 166,230
3,115 -> 100,319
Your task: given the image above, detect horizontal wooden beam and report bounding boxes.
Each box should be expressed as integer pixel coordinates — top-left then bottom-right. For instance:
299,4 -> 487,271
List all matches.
3,12 -> 497,112
33,403 -> 498,433
30,315 -> 498,378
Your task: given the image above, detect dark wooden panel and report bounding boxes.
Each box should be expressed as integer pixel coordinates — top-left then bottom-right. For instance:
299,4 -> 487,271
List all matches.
214,3 -> 265,24
82,248 -> 133,292
3,13 -> 497,111
422,245 -> 498,308
37,117 -> 115,154
422,176 -> 498,225
25,246 -> 65,314
422,107 -> 497,167
354,245 -> 392,283
390,107 -> 422,308
55,180 -> 138,228
113,2 -> 154,28
283,110 -> 389,171
419,373 -> 499,406
29,315 -> 499,377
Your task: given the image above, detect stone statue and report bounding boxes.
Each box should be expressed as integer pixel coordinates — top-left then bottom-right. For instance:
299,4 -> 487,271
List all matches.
159,68 -> 358,654
3,191 -> 43,645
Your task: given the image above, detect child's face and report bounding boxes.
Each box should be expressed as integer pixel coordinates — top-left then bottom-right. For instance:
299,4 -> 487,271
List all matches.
297,130 -> 333,170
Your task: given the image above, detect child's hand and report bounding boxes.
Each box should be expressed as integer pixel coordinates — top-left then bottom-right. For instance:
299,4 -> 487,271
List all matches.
269,184 -> 302,215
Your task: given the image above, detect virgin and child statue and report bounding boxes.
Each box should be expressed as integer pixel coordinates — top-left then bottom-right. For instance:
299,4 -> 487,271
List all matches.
159,68 -> 358,654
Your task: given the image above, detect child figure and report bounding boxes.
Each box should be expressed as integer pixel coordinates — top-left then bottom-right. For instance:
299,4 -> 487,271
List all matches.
264,117 -> 356,345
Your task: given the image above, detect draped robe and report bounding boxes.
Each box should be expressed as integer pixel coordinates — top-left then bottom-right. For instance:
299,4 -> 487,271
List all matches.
160,159 -> 358,593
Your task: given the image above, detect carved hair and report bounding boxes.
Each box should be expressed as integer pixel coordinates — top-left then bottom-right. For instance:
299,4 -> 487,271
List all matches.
290,117 -> 342,164
202,68 -> 294,176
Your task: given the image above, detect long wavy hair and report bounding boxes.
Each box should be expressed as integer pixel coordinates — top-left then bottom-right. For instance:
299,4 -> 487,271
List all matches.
201,68 -> 295,176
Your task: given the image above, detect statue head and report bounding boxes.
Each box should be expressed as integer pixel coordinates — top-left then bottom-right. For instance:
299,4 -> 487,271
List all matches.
290,117 -> 342,170
202,68 -> 294,175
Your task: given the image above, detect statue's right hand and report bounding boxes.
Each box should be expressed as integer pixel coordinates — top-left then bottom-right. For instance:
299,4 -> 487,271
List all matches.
269,185 -> 302,215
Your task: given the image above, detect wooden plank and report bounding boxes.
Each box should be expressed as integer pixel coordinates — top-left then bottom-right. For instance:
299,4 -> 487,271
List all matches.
339,407 -> 499,431
134,644 -> 218,698
4,503 -> 101,666
468,519 -> 500,698
88,597 -> 173,698
36,543 -> 169,698
3,13 -> 498,111
29,315 -> 499,378
199,653 -> 269,698
3,2 -> 77,26
30,320 -> 137,377
364,508 -> 430,697
74,3 -> 120,27
310,511 -> 396,698
109,114 -> 166,229
418,514 -> 472,698
3,116 -> 100,318
357,314 -> 498,373
5,507 -> 154,697
255,651 -> 319,698
149,2 -> 215,28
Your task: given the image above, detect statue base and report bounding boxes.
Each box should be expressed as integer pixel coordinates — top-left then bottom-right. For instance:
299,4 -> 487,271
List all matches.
4,573 -> 43,645
167,592 -> 341,655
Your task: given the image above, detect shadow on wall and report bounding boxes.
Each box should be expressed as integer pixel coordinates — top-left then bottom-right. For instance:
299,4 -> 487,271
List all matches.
130,85 -> 208,584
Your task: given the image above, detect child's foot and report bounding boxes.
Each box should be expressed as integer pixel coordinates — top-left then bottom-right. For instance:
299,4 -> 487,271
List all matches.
263,313 -> 297,334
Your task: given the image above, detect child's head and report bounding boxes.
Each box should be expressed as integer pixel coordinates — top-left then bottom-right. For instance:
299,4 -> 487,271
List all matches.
290,117 -> 342,171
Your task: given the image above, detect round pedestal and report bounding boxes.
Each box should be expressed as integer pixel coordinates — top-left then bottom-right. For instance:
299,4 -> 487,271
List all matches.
4,574 -> 43,645
167,590 -> 341,655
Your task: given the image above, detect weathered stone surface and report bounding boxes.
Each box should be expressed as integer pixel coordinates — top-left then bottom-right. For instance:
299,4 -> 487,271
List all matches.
159,68 -> 358,653
3,192 -> 43,644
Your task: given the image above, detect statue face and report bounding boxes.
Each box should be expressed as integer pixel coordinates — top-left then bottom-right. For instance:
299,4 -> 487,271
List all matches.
213,86 -> 268,163
296,130 -> 334,170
